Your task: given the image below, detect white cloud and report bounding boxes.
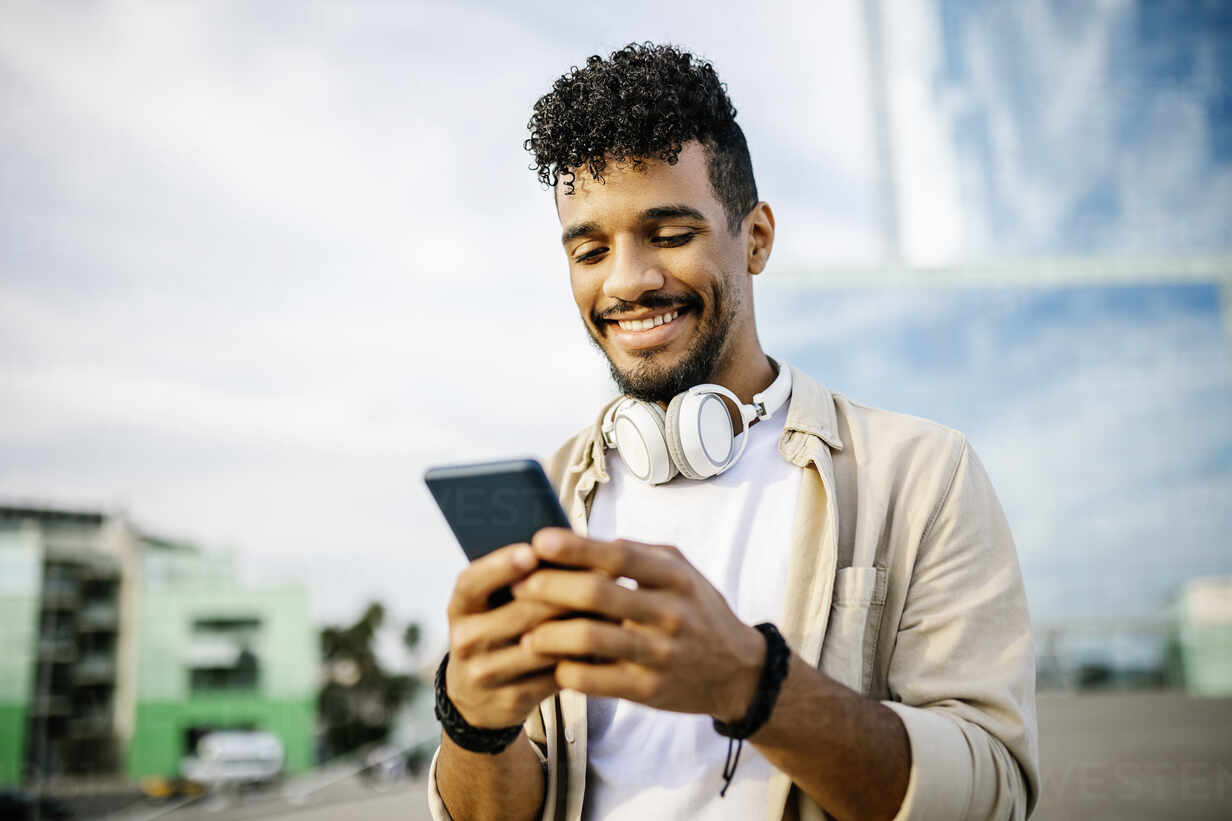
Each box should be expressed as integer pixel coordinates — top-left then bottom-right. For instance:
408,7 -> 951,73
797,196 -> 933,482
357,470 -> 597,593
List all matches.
757,284 -> 967,353
0,0 -> 890,646
3,0 -> 1226,655
937,0 -> 1231,255
758,283 -> 1232,625
884,0 -> 966,265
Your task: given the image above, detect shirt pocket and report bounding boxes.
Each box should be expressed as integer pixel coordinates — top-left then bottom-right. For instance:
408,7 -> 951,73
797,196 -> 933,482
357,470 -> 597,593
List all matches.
819,565 -> 887,695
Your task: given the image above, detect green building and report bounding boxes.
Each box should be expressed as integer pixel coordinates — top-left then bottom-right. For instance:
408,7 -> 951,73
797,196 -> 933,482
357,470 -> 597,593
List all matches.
0,515 -> 44,785
1178,575 -> 1232,697
0,505 -> 317,786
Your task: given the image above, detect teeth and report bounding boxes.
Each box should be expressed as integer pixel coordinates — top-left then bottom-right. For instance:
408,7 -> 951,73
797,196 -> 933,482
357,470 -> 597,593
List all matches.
617,310 -> 679,332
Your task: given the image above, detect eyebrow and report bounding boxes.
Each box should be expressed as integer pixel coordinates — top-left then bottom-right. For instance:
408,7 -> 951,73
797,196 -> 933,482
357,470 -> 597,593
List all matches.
560,203 -> 709,246
641,204 -> 707,223
561,220 -> 599,246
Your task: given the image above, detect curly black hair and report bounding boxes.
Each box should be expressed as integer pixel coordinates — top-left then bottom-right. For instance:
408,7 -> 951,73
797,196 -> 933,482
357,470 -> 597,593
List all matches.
525,42 -> 758,235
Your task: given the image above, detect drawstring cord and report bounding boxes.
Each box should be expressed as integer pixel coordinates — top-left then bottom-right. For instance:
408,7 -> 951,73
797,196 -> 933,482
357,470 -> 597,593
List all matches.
712,623 -> 791,798
719,737 -> 744,797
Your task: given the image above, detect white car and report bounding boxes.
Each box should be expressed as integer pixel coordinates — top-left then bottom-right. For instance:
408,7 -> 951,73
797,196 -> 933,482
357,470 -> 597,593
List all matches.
180,731 -> 285,787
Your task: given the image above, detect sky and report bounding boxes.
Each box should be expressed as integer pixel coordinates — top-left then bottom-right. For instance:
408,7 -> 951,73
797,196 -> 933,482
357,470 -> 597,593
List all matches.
758,282 -> 1232,634
2,0 -> 1229,665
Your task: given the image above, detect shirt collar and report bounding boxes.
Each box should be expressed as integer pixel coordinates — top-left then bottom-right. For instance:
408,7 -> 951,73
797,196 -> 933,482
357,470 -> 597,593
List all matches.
780,363 -> 844,453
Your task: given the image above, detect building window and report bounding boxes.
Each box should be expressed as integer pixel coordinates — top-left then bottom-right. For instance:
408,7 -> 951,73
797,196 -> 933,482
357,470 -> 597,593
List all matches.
187,617 -> 262,693
189,649 -> 259,692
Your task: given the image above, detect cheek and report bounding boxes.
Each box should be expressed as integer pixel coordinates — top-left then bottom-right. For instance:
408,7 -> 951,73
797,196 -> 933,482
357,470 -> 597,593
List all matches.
571,272 -> 610,336
680,246 -> 730,289
570,270 -> 594,313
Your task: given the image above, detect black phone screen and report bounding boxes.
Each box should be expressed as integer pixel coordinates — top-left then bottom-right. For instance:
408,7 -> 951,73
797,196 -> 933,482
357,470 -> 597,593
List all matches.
424,458 -> 572,607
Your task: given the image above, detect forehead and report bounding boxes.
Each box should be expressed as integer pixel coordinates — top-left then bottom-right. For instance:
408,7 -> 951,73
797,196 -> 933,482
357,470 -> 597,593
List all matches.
555,141 -> 721,227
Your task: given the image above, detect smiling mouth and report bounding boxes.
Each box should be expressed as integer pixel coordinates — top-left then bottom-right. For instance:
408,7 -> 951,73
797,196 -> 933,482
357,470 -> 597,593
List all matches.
610,309 -> 682,332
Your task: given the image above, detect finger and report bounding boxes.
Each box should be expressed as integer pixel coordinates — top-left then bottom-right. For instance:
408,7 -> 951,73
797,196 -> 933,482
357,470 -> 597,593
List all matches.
448,543 -> 538,617
448,670 -> 559,730
451,599 -> 566,658
531,529 -> 692,591
525,618 -> 669,666
498,672 -> 560,722
554,659 -> 662,703
511,569 -> 672,626
466,642 -> 559,688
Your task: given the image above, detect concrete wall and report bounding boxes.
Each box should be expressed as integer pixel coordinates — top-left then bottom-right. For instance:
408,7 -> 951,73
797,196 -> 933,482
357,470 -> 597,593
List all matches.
105,517 -> 144,747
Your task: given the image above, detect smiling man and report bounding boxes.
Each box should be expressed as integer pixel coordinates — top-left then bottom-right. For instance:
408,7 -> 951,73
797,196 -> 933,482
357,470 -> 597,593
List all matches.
428,43 -> 1039,821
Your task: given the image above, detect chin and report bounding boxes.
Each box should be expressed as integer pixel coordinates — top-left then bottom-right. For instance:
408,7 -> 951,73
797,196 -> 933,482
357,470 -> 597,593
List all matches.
587,293 -> 730,403
606,344 -> 721,405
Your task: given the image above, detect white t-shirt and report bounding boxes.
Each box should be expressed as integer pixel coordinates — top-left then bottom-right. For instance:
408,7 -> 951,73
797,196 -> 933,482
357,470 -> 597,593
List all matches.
582,403 -> 800,821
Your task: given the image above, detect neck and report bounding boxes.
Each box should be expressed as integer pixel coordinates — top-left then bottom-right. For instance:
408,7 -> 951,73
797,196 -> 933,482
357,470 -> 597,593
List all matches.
711,305 -> 777,406
704,340 -> 778,431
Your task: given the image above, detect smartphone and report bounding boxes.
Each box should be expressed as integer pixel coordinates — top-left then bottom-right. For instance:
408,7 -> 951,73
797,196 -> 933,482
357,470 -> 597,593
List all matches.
424,458 -> 572,607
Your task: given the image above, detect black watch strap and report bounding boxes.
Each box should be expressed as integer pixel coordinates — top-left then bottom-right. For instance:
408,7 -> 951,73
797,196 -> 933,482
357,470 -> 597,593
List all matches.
434,652 -> 524,754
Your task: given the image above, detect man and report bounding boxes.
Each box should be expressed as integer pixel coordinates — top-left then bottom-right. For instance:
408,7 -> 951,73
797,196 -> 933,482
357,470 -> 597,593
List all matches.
429,43 -> 1039,821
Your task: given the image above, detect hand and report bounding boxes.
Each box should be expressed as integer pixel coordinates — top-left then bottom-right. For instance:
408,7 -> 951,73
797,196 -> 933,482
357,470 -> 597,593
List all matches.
513,528 -> 766,722
445,543 -> 566,728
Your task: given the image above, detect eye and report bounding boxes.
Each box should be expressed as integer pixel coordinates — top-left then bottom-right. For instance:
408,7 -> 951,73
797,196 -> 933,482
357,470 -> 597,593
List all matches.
574,246 -> 608,264
652,231 -> 695,247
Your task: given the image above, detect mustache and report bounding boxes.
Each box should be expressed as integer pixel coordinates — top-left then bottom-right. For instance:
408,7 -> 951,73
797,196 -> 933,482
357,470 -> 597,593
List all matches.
593,293 -> 702,325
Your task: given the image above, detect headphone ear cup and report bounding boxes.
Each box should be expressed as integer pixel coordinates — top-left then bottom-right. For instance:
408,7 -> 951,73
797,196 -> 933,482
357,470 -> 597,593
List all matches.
642,401 -> 677,483
664,393 -> 709,480
611,400 -> 678,484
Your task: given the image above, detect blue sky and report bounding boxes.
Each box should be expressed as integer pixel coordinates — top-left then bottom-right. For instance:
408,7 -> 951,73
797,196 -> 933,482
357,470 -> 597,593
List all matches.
758,281 -> 1232,627
926,0 -> 1231,255
1,0 -> 1229,660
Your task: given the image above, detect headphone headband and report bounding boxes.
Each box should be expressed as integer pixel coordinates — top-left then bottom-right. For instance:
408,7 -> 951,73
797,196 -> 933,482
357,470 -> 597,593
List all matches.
751,361 -> 793,421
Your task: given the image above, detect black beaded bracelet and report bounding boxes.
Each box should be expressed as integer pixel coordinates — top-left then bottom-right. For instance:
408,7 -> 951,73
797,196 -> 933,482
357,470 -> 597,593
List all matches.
712,622 -> 791,797
434,652 -> 524,754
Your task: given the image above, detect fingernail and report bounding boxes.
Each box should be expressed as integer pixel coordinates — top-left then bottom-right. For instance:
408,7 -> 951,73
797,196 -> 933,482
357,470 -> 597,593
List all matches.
512,546 -> 536,570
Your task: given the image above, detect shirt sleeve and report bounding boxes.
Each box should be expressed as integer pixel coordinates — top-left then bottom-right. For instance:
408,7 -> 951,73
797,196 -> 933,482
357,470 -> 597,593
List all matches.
882,436 -> 1041,820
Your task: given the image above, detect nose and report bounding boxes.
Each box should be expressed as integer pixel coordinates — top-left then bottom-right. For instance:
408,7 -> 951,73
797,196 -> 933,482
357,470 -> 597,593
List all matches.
601,240 -> 666,302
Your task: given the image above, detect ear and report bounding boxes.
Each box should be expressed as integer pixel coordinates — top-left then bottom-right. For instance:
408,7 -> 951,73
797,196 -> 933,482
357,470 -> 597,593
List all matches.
745,202 -> 775,275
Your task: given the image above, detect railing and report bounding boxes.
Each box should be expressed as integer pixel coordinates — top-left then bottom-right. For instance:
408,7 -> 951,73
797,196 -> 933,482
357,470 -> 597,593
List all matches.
37,636 -> 78,662
1034,618 -> 1177,691
29,694 -> 72,716
40,583 -> 79,609
74,654 -> 116,684
282,730 -> 440,805
78,603 -> 119,632
67,710 -> 113,737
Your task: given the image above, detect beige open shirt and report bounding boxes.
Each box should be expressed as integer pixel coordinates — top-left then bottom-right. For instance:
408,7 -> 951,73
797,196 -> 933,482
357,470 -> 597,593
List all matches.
429,366 -> 1040,820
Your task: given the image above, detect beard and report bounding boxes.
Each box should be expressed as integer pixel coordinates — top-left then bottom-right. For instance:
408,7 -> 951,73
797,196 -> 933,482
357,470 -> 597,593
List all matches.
587,281 -> 739,404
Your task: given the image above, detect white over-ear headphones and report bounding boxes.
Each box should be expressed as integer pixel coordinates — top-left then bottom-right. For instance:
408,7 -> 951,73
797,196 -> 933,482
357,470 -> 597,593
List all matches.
601,362 -> 792,485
